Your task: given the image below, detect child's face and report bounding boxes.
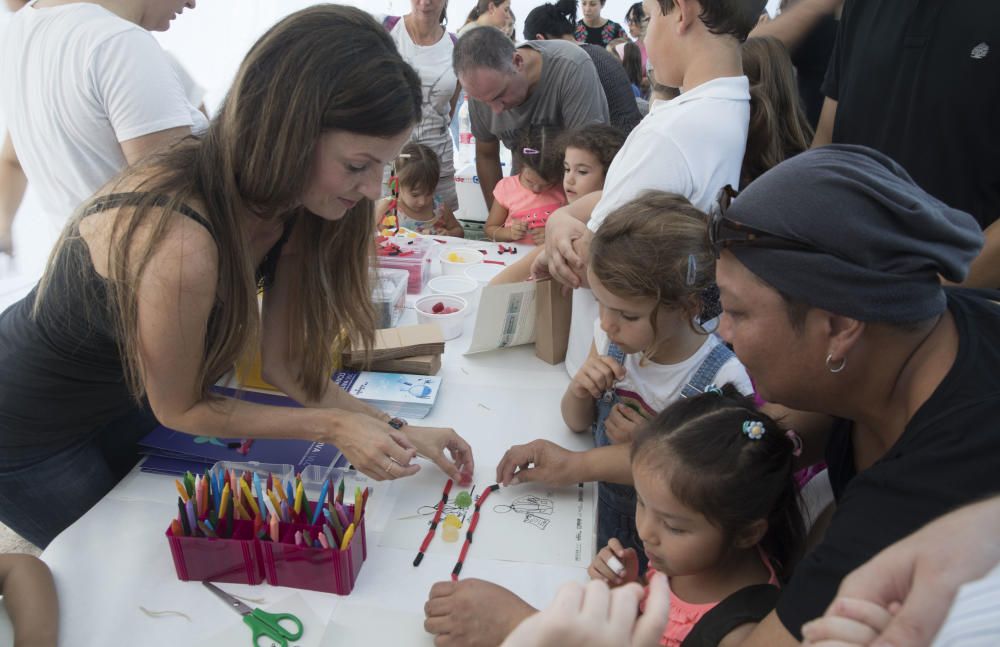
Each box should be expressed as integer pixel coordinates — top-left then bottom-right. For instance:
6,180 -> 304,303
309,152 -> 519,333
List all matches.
589,267 -> 658,355
589,267 -> 690,358
642,0 -> 681,88
398,184 -> 433,212
563,147 -> 606,204
633,460 -> 729,577
518,167 -> 555,194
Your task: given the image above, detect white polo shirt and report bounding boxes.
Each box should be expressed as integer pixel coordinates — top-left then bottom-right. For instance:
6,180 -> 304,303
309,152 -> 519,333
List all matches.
566,76 -> 750,378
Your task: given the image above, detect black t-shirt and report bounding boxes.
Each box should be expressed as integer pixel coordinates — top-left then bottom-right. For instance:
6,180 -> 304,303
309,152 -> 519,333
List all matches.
821,0 -> 1000,230
775,289 -> 1000,638
790,13 -> 837,128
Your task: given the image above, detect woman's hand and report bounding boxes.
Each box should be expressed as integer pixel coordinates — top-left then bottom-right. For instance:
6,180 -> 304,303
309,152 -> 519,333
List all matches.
404,425 -> 475,481
333,412 -> 419,481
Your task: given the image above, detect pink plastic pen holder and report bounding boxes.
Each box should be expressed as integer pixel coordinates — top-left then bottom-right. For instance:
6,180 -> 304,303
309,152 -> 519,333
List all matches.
166,519 -> 264,585
262,514 -> 367,594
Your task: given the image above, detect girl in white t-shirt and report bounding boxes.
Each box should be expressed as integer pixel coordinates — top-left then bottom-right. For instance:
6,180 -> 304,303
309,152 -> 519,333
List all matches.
497,190 -> 753,573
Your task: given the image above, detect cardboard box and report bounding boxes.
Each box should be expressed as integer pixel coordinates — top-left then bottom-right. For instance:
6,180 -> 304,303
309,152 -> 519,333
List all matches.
343,354 -> 441,376
534,279 -> 572,365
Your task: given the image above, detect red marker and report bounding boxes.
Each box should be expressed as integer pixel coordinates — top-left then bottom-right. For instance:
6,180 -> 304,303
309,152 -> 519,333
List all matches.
451,484 -> 500,580
413,479 -> 453,567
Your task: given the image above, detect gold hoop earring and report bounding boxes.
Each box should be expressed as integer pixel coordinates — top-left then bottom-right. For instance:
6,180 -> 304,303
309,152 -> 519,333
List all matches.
826,353 -> 846,373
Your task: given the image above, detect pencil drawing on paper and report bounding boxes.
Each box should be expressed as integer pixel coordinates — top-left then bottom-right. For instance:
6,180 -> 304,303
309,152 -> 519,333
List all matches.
494,494 -> 555,530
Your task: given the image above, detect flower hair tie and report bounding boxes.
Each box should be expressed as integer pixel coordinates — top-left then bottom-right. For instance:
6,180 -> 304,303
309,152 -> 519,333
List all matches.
742,420 -> 765,440
704,385 -> 723,396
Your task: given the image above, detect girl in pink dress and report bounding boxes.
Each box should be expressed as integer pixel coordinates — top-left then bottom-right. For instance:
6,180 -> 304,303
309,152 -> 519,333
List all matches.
484,127 -> 566,245
589,384 -> 805,646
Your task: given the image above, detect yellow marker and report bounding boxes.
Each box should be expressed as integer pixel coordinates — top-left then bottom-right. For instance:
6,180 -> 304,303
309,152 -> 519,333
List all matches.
274,480 -> 288,503
174,479 -> 189,503
219,484 -> 231,519
239,479 -> 261,519
340,523 -> 355,550
353,487 -> 362,525
294,481 -> 304,516
234,497 -> 251,521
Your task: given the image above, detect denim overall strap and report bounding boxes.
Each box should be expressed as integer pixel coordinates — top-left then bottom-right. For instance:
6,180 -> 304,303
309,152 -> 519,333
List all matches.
679,342 -> 735,398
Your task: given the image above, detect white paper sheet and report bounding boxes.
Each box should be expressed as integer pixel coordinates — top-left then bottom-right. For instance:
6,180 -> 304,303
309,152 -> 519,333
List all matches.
464,281 -> 538,354
378,480 -> 595,568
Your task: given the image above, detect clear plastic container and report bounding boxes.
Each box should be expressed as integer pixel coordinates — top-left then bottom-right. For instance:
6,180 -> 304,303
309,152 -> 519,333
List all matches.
371,267 -> 408,328
377,235 -> 431,294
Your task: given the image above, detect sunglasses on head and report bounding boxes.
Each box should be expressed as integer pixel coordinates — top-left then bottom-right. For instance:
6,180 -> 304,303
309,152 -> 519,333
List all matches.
708,185 -> 821,259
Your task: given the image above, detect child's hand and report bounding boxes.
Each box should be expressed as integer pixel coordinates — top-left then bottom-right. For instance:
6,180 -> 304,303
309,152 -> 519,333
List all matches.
509,220 -> 528,240
604,404 -> 646,444
801,597 -> 899,647
531,226 -> 545,246
570,354 -> 626,400
588,539 -> 640,587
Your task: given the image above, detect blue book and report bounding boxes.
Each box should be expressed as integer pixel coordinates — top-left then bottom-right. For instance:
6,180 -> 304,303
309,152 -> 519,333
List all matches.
137,387 -> 342,472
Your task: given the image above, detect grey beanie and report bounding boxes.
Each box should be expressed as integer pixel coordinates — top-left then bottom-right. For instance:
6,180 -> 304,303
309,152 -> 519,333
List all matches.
726,145 -> 984,323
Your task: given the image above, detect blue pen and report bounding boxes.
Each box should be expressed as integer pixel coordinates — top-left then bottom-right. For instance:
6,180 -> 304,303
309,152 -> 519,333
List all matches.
211,471 -> 222,513
253,473 -> 265,518
312,480 -> 331,525
285,480 -> 294,505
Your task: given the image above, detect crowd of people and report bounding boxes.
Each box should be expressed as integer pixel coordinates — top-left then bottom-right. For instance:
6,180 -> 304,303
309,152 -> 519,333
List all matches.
0,1 -> 997,646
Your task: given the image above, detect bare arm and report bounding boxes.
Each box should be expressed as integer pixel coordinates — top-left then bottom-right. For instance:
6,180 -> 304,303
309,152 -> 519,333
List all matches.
749,0 -> 842,52
0,132 -> 26,256
811,97 -> 837,148
960,219 -> 1000,288
561,342 -> 604,432
484,198 -> 525,242
475,139 -> 503,208
119,125 -> 191,166
436,203 -> 465,238
542,191 -> 602,287
132,213 -> 417,481
0,554 -> 58,647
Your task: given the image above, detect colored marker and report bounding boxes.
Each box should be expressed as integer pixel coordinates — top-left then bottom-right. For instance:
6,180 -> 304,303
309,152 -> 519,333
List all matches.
253,473 -> 265,517
170,518 -> 184,537
269,514 -> 279,542
293,481 -> 304,518
219,484 -> 231,519
312,479 -> 331,526
317,532 -> 330,549
451,484 -> 500,581
294,530 -> 303,547
239,479 -> 261,519
174,479 -> 189,503
334,502 -> 350,530
176,498 -> 190,536
340,523 -> 355,550
322,523 -> 338,549
413,478 -> 453,567
336,478 -> 345,505
353,487 -> 363,525
185,499 -> 198,538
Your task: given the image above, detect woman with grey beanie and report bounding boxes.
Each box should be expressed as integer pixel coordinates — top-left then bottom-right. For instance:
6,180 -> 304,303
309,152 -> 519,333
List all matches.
712,144 -> 1000,646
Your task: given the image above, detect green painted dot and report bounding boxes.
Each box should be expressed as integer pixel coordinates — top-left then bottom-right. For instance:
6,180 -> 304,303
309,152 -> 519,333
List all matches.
454,491 -> 473,509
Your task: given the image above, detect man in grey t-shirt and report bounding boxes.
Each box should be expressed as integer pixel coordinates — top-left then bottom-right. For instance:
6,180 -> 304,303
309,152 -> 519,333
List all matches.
454,27 -> 609,206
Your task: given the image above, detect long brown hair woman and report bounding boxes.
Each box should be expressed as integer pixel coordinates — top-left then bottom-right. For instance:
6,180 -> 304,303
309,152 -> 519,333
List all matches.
0,5 -> 473,548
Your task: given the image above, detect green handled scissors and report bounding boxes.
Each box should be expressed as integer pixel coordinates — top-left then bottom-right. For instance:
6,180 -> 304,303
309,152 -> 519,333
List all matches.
203,581 -> 303,647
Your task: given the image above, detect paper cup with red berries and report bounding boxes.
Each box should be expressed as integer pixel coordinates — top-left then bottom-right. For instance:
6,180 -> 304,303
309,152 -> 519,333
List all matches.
415,294 -> 469,340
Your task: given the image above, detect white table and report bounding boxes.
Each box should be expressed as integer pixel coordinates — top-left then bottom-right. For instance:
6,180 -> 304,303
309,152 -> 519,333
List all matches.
37,238 -> 594,647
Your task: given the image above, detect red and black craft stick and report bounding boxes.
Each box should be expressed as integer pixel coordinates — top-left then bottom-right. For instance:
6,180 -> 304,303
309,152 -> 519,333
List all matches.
451,484 -> 500,581
413,478 -> 454,567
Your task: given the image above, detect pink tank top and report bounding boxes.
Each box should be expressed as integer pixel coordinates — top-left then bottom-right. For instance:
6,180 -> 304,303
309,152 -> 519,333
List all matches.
644,547 -> 779,647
